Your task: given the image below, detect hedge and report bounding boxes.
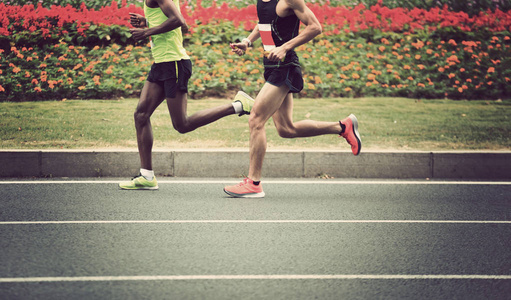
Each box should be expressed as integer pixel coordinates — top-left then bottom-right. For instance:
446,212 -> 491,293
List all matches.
1,1 -> 510,101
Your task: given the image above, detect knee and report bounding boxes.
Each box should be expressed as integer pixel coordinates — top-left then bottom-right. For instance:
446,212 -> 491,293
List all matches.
134,110 -> 150,129
173,122 -> 191,134
276,125 -> 296,138
248,113 -> 266,132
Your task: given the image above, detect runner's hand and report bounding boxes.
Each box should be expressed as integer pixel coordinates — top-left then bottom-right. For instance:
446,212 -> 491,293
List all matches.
230,42 -> 247,56
266,46 -> 287,62
129,13 -> 146,28
130,28 -> 148,41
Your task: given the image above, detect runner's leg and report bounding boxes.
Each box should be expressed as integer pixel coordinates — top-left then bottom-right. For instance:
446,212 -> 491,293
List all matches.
272,93 -> 341,138
135,80 -> 165,170
166,91 -> 235,134
248,83 -> 290,181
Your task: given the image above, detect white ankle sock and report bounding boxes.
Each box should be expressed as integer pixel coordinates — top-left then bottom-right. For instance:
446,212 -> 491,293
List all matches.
232,101 -> 243,114
140,168 -> 154,181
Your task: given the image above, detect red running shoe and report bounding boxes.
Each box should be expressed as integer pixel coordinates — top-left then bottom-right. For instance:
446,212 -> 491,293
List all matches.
224,178 -> 265,198
340,114 -> 361,155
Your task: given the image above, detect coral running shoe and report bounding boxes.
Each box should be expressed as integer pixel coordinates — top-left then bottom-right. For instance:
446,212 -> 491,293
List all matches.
340,114 -> 361,156
224,178 -> 265,198
119,174 -> 158,190
233,91 -> 255,116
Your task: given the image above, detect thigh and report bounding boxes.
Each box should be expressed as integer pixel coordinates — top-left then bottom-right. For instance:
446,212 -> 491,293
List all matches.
136,80 -> 166,115
271,92 -> 294,129
251,82 -> 290,124
165,91 -> 188,128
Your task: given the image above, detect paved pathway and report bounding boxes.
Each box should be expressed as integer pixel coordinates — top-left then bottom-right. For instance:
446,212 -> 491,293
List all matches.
1,179 -> 510,299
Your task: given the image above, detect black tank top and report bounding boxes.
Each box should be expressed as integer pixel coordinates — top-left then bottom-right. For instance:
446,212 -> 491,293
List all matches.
257,0 -> 300,68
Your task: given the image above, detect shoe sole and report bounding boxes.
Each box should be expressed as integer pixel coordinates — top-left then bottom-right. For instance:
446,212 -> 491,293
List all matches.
234,91 -> 254,116
223,189 -> 265,198
348,114 -> 362,156
235,90 -> 253,101
119,186 -> 159,190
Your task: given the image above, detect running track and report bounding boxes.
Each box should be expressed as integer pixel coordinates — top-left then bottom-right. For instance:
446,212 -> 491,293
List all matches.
1,179 -> 510,299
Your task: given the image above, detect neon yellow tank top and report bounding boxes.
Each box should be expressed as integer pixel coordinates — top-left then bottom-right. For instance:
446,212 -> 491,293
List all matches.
144,0 -> 189,63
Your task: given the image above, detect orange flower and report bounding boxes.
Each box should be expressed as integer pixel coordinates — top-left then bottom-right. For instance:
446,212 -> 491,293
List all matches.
326,74 -> 333,79
403,65 -> 411,70
458,87 -> 463,93
351,73 -> 360,79
407,76 -> 414,81
487,67 -> 495,73
448,39 -> 457,46
378,46 -> 385,52
448,73 -> 456,79
417,64 -> 425,70
13,67 -> 21,73
307,83 -> 315,90
0,85 -> 4,92
415,55 -> 421,60
125,84 -> 132,89
344,87 -> 352,92
78,86 -> 86,90
438,67 -> 445,73
34,87 -> 42,92
367,74 -> 376,81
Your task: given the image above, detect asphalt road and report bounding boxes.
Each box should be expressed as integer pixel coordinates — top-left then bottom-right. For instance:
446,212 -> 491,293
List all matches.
0,178 -> 510,299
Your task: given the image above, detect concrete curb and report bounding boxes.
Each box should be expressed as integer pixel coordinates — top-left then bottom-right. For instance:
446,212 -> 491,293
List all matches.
1,150 -> 510,179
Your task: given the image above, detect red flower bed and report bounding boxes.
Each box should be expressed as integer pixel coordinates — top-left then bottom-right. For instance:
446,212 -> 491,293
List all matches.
307,2 -> 511,35
1,1 -> 510,39
0,1 -> 143,38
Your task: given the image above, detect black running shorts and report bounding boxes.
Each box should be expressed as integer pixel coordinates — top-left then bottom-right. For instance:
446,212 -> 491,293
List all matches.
264,66 -> 303,93
147,59 -> 192,98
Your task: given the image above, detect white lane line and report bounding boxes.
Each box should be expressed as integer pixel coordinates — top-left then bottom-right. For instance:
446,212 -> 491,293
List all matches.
1,220 -> 510,225
0,274 -> 510,283
1,180 -> 510,185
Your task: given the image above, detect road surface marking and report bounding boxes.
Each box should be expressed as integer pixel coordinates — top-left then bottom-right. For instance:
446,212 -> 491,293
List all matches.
1,220 -> 510,225
1,180 -> 510,185
0,274 -> 510,283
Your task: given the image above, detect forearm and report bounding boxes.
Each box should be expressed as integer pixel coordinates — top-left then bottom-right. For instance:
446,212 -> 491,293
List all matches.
281,22 -> 321,52
245,25 -> 260,46
145,17 -> 185,37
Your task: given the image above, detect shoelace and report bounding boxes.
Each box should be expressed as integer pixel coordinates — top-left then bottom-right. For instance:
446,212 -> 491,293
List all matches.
236,177 -> 250,187
131,173 -> 143,180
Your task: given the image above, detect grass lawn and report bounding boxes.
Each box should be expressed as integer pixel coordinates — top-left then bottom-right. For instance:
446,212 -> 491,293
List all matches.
0,97 -> 509,151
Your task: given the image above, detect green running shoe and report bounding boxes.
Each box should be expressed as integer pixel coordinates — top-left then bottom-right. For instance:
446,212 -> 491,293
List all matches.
233,91 -> 255,116
119,174 -> 158,190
